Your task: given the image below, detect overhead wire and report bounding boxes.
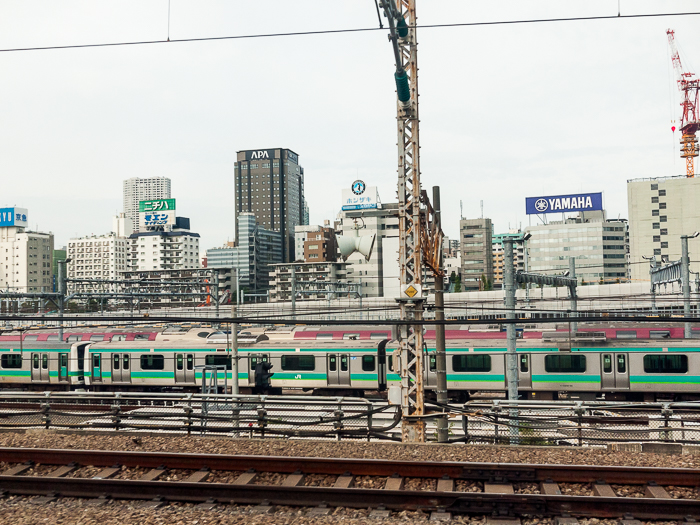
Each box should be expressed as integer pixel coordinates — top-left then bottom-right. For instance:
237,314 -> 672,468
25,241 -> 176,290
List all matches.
0,11 -> 698,54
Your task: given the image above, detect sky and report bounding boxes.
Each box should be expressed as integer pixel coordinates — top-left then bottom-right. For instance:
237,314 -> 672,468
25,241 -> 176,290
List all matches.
0,1 -> 698,250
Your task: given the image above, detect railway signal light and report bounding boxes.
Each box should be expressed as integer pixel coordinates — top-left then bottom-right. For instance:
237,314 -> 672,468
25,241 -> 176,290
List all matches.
254,361 -> 274,393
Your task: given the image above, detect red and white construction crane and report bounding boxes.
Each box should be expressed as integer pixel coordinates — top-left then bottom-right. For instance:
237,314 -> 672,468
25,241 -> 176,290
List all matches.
667,29 -> 700,178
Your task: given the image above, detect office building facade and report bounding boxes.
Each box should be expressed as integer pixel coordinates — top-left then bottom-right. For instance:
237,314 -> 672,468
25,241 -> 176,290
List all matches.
234,148 -> 305,262
525,211 -> 628,284
0,228 -> 54,293
460,218 -> 494,291
123,177 -> 171,233
628,175 -> 700,281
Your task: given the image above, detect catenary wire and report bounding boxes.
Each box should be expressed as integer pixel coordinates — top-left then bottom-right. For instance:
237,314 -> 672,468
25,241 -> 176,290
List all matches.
0,11 -> 698,53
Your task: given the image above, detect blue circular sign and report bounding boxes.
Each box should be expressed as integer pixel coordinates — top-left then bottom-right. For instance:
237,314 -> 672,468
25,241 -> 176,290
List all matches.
352,180 -> 366,195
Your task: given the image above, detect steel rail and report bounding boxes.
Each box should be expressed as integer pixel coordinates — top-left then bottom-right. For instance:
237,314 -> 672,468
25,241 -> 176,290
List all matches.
2,448 -> 700,486
0,476 -> 698,519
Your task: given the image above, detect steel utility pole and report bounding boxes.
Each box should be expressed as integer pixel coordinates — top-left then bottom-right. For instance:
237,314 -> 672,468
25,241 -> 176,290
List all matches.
433,186 -> 448,443
57,259 -> 67,342
503,239 -> 519,442
569,257 -> 577,334
681,232 -> 699,338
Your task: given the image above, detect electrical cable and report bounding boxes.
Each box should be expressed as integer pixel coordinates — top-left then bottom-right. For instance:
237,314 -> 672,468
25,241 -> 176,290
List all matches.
0,11 -> 698,54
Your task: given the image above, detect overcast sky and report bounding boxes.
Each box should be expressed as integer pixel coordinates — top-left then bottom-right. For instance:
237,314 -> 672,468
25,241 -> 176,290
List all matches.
0,1 -> 698,250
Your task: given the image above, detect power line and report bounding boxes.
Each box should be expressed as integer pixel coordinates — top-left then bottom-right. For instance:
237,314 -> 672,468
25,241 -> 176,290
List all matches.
0,11 -> 698,54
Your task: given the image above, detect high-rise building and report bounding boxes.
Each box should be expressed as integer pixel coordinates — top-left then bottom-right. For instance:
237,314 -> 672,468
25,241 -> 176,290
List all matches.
460,218 -> 494,291
67,233 -> 130,289
234,149 -> 304,262
206,213 -> 283,294
525,211 -> 629,284
0,208 -> 53,293
627,176 -> 700,282
294,222 -> 337,263
123,177 -> 172,233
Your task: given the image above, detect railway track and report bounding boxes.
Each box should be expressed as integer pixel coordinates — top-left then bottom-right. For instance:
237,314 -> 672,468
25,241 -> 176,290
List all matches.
0,447 -> 698,522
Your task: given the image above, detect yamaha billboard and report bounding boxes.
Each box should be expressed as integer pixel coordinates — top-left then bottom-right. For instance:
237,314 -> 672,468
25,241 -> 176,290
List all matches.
525,192 -> 603,215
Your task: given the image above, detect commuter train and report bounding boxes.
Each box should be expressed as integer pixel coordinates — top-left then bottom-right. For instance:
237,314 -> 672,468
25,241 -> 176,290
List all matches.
0,325 -> 699,401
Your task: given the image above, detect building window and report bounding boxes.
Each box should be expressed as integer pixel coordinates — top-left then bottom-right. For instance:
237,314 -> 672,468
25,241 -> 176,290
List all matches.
659,189 -> 666,196
660,229 -> 668,235
661,242 -> 668,248
651,196 -> 659,203
652,223 -> 660,229
651,183 -> 658,190
652,210 -> 659,216
659,202 -> 666,209
660,216 -> 667,222
654,248 -> 661,255
653,236 -> 660,242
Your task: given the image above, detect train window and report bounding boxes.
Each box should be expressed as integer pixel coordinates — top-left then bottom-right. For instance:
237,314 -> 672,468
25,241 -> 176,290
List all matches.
452,355 -> 491,373
134,334 -> 150,341
316,333 -> 334,340
650,330 -> 671,339
46,335 -> 59,342
617,355 -> 626,373
111,335 -> 127,342
205,355 -> 232,370
429,355 -> 436,372
90,335 -> 104,342
281,355 -> 315,371
197,332 -> 210,338
544,355 -> 586,373
60,354 -> 68,368
123,355 -> 130,370
33,354 -> 39,369
370,332 -> 389,340
140,355 -> 165,370
329,355 -> 337,371
388,356 -> 393,371
1,354 -> 21,369
92,354 -> 100,368
187,354 -> 193,370
644,354 -> 688,374
77,346 -> 85,370
363,355 -> 376,372
520,355 -> 529,373
176,354 -> 184,370
24,335 -> 38,342
616,331 -> 637,339
113,355 -> 120,370
603,355 -> 612,373
42,354 -> 48,370
341,355 -> 348,372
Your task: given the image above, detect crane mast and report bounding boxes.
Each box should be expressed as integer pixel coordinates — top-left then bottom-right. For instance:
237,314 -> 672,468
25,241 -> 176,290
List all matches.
667,29 -> 700,178
379,0 -> 442,443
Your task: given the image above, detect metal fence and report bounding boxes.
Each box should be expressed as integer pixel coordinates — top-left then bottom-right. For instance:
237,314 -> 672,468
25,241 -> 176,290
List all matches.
458,400 -> 700,446
0,393 -> 401,441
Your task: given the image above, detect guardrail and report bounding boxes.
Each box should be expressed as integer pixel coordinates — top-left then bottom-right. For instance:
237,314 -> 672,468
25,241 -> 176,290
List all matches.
0,392 -> 401,441
458,399 -> 700,446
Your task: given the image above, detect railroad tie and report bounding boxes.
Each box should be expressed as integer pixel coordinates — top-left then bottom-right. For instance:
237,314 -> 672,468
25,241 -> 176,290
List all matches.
233,469 -> 258,485
436,476 -> 454,492
540,478 -> 562,495
139,467 -> 166,481
430,507 -> 452,522
553,518 -> 579,525
644,481 -> 671,499
92,466 -> 120,480
3,462 -> 33,476
48,463 -> 78,478
484,482 -> 515,494
281,470 -> 305,487
384,473 -> 404,491
485,518 -> 521,525
591,480 -> 616,498
333,472 -> 354,488
183,468 -> 210,483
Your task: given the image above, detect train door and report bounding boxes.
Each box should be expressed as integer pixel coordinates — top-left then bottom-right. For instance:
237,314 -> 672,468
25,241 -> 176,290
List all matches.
175,353 -> 195,383
601,353 -> 614,390
31,353 -> 49,382
91,353 -> 102,382
112,354 -> 131,383
248,354 -> 270,384
327,354 -> 351,386
518,353 -> 532,389
424,353 -> 437,387
614,353 -> 630,390
58,353 -> 69,382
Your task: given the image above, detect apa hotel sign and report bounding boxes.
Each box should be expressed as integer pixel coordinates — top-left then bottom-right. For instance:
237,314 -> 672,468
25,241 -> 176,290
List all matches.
525,192 -> 603,215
